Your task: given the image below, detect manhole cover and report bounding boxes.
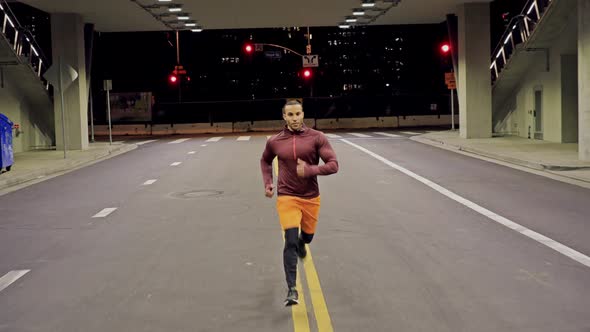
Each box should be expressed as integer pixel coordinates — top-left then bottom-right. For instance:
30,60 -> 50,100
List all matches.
171,190 -> 224,199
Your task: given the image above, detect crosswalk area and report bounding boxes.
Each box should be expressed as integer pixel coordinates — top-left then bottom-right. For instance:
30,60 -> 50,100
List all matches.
126,130 -> 439,145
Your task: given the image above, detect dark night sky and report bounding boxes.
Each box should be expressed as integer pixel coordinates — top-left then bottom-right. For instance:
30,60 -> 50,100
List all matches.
8,0 -> 529,105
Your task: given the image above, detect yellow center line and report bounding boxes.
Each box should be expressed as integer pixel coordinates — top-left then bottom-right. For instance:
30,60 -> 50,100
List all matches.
292,268 -> 311,332
303,246 -> 334,332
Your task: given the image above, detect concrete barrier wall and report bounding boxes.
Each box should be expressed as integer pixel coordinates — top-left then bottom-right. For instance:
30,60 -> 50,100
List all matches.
316,117 -> 398,129
91,115 -> 456,136
398,115 -> 458,127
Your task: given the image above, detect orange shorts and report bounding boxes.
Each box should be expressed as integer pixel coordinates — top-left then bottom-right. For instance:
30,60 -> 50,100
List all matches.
276,195 -> 321,234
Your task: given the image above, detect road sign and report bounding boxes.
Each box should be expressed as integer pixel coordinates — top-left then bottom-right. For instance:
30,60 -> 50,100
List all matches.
103,80 -> 112,91
174,65 -> 187,75
43,62 -> 78,91
302,55 -> 319,67
445,72 -> 455,84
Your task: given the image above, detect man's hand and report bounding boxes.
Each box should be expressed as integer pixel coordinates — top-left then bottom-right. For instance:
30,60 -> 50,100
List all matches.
265,183 -> 274,198
297,158 -> 307,178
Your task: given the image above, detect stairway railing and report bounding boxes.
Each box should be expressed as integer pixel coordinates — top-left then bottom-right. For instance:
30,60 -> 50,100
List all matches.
0,0 -> 50,89
490,0 -> 552,83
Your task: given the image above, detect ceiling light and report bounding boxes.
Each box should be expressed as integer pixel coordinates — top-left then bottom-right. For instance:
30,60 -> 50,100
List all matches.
361,0 -> 375,7
177,15 -> 190,20
185,22 -> 197,27
168,7 -> 182,12
339,23 -> 351,29
191,29 -> 203,32
158,0 -> 172,2
353,9 -> 365,15
345,16 -> 357,22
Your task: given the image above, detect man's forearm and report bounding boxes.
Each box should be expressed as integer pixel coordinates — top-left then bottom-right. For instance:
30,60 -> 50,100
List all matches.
306,160 -> 338,176
260,159 -> 274,186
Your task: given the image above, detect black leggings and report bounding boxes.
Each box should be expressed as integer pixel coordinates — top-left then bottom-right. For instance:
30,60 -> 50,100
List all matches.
283,228 -> 314,288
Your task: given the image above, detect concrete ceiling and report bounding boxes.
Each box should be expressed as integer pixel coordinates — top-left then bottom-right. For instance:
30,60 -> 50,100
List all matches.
17,0 -> 491,32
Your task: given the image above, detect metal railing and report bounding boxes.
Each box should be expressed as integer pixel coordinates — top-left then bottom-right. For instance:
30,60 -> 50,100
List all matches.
0,0 -> 50,89
490,0 -> 552,82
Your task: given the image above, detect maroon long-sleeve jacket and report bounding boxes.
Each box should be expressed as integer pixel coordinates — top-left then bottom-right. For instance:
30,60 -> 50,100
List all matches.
260,125 -> 339,199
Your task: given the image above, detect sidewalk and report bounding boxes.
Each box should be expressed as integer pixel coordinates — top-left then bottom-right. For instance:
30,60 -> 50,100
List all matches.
0,142 -> 136,194
413,130 -> 590,184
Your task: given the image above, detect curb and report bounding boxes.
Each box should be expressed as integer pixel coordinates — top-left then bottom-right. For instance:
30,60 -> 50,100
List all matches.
0,144 -> 137,191
411,135 -> 590,184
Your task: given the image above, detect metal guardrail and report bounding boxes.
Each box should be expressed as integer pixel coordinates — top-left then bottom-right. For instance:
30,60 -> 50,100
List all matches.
0,0 -> 50,89
490,0 -> 552,82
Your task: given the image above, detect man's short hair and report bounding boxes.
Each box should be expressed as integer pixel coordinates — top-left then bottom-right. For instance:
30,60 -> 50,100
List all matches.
283,98 -> 303,113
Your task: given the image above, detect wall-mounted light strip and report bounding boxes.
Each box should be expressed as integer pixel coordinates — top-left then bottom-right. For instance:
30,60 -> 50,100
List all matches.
527,2 -> 536,14
6,16 -> 14,28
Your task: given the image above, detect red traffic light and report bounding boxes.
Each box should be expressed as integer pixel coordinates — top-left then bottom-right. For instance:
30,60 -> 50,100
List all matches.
303,69 -> 312,78
244,44 -> 253,53
440,43 -> 450,54
169,75 -> 178,83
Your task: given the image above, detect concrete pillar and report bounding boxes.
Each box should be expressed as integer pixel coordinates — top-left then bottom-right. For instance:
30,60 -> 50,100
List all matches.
457,3 -> 492,139
561,55 -> 578,143
579,0 -> 590,160
51,13 -> 88,150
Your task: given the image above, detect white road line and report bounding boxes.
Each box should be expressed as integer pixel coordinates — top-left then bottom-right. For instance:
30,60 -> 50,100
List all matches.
349,133 -> 372,138
401,131 -> 422,135
136,140 -> 157,146
170,162 -> 182,166
237,136 -> 251,141
374,132 -> 402,138
206,137 -> 223,142
0,270 -> 30,293
342,139 -> 590,269
325,133 -> 343,138
188,151 -> 196,154
143,179 -> 157,186
169,138 -> 190,144
92,208 -> 118,218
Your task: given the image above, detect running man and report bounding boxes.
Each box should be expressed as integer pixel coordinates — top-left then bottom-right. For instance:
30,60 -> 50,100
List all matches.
260,99 -> 339,306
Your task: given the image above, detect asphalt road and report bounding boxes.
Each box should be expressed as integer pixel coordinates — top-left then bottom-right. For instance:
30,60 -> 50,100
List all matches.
1,131 -> 589,332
